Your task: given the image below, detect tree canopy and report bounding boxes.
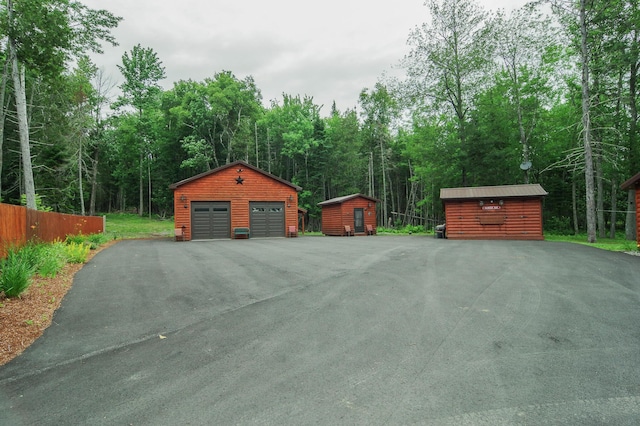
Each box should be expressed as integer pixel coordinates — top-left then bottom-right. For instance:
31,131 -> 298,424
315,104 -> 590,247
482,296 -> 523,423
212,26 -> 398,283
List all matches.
0,0 -> 638,242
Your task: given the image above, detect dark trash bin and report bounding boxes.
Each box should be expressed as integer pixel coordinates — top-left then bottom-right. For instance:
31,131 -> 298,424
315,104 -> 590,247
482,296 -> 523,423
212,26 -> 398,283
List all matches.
435,224 -> 446,239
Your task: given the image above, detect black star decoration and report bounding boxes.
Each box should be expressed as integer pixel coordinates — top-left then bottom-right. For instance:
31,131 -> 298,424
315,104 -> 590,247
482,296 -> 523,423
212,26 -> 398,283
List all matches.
236,176 -> 244,185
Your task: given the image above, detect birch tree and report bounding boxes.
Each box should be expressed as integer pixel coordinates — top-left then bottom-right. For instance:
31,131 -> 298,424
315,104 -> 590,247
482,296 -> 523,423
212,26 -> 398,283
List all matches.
2,0 -> 120,209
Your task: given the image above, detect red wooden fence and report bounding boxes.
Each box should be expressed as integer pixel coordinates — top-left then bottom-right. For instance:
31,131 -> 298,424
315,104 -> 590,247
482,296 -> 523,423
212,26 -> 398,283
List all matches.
0,203 -> 104,258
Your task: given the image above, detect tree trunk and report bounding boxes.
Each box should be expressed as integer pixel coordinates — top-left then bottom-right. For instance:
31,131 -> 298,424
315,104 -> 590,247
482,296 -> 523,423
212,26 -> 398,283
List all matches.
609,178 -> 617,239
625,190 -> 637,239
380,138 -> 388,227
0,59 -> 9,201
139,150 -> 143,216
10,44 -> 36,210
596,143 -> 604,238
580,0 -> 596,243
626,41 -> 639,239
89,152 -> 98,217
78,141 -> 85,215
572,173 -> 579,235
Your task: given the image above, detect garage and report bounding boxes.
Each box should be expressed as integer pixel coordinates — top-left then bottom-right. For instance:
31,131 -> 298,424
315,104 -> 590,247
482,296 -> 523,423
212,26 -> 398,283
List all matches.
250,202 -> 285,238
170,160 -> 301,241
191,202 -> 230,240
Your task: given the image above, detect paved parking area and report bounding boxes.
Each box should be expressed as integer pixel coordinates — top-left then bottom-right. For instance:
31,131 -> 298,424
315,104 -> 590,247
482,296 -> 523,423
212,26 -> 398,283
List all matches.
1,236 -> 640,424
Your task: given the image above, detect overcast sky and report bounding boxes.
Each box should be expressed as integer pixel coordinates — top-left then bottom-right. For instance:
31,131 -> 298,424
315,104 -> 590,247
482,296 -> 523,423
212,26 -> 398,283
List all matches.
81,0 -> 531,115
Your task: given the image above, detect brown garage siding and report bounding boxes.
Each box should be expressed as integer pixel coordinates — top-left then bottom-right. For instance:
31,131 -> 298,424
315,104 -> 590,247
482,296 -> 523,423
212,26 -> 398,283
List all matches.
319,194 -> 378,236
171,161 -> 300,240
444,198 -> 544,240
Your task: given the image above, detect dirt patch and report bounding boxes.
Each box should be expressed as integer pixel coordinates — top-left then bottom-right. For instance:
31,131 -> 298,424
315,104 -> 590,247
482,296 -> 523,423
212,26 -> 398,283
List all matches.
0,241 -> 118,366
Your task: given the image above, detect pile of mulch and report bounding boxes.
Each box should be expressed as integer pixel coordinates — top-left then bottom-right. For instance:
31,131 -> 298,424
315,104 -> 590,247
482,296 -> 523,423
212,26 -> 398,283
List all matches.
0,241 -> 117,366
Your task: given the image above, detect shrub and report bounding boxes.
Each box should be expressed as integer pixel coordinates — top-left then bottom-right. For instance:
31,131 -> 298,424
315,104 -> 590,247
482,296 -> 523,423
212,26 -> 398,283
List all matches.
0,248 -> 35,298
65,233 -> 86,245
64,242 -> 90,264
66,232 -> 108,250
86,233 -> 109,249
37,242 -> 67,278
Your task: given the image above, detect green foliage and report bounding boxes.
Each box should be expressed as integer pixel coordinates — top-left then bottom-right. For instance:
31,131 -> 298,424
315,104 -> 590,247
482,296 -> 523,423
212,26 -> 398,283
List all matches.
377,225 -> 427,235
544,216 -> 573,235
546,233 -> 639,253
20,194 -> 53,212
63,242 -> 90,264
0,247 -> 35,298
65,232 -> 109,250
36,242 -> 67,278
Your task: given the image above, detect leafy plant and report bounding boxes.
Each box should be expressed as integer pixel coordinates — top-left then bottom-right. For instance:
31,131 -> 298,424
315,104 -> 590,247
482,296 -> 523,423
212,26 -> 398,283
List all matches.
63,242 -> 90,264
86,232 -> 109,249
0,248 -> 35,298
36,242 -> 67,278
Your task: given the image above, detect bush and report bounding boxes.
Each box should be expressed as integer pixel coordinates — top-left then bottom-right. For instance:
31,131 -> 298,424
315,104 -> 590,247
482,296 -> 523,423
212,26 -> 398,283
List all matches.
36,242 -> 67,278
0,248 -> 35,298
66,232 -> 109,250
86,233 -> 109,249
64,242 -> 90,264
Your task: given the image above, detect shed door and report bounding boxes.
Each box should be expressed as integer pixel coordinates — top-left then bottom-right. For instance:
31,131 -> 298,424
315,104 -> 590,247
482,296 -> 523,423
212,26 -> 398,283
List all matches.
354,208 -> 364,233
250,202 -> 285,238
191,202 -> 230,239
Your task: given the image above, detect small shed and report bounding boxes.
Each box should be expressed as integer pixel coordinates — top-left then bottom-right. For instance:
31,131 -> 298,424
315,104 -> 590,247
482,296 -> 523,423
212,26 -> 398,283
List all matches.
318,193 -> 378,236
621,171 -> 640,246
169,161 -> 301,240
440,184 -> 548,240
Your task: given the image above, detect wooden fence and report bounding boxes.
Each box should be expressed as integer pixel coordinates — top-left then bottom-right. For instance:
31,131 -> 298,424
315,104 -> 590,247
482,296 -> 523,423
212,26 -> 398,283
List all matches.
0,203 -> 104,258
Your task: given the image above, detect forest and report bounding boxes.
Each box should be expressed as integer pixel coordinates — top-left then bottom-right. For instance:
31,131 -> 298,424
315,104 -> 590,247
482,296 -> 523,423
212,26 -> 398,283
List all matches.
0,0 -> 638,241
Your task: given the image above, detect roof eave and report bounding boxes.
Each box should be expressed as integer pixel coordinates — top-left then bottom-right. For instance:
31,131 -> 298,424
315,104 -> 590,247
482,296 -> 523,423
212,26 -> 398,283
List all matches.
169,160 -> 302,192
621,171 -> 640,190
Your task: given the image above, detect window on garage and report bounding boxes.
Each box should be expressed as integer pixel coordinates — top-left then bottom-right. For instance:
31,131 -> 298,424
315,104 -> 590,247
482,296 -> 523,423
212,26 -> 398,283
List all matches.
250,201 -> 285,238
191,202 -> 230,239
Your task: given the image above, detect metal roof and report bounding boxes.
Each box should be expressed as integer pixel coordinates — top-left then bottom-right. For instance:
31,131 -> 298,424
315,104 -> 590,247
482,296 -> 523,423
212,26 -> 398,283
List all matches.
440,184 -> 548,200
318,193 -> 379,206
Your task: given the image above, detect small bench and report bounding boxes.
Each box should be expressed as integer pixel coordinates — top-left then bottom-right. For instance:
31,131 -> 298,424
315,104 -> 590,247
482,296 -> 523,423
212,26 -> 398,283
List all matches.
288,226 -> 298,237
233,227 -> 251,239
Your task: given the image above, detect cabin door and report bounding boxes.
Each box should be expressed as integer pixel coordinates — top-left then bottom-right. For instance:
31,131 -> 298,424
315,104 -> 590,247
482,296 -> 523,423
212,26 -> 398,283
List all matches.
354,208 -> 365,233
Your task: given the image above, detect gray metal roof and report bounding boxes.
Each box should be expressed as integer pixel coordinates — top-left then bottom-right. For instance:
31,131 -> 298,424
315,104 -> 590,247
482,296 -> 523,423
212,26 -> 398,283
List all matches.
440,184 -> 548,200
318,193 -> 379,206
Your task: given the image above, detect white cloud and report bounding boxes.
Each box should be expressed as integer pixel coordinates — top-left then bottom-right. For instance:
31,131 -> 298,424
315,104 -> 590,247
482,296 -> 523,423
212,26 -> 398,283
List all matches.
81,0 -> 531,114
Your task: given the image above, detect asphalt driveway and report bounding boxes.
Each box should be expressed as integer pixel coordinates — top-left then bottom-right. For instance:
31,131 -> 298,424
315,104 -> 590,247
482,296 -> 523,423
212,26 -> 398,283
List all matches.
1,236 -> 639,425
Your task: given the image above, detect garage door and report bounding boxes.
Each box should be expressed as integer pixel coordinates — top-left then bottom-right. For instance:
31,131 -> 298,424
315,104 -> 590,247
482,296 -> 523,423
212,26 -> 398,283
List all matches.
191,202 -> 230,239
250,202 -> 285,238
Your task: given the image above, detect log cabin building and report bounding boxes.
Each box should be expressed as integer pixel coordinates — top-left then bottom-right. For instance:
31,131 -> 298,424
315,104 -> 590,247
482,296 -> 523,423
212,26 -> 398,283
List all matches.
169,161 -> 301,240
440,184 -> 548,240
318,194 -> 378,236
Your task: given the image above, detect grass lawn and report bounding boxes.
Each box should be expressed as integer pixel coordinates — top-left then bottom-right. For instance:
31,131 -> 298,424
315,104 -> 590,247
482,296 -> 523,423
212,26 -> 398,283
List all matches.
545,233 -> 639,252
103,213 -> 174,240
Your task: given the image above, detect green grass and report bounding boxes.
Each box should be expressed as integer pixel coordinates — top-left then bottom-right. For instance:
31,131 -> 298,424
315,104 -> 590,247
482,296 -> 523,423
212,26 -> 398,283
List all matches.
103,213 -> 174,240
545,233 -> 639,252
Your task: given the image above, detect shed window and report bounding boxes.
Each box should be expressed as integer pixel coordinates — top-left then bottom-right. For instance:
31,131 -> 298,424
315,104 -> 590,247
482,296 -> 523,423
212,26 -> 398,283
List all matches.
252,207 -> 265,212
